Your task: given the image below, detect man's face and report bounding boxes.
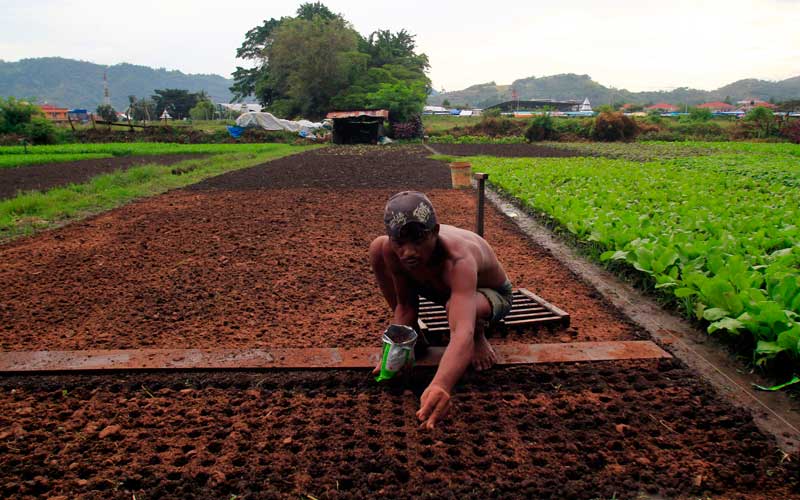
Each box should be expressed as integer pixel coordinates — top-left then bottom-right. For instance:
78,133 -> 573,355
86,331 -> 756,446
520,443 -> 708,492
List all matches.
389,223 -> 438,270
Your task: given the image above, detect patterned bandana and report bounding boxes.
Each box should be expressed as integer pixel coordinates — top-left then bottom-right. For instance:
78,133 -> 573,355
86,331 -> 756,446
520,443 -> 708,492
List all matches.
383,191 -> 437,238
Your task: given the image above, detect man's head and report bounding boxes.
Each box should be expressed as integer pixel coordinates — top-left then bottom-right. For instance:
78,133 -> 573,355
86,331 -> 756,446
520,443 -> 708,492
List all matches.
384,191 -> 439,269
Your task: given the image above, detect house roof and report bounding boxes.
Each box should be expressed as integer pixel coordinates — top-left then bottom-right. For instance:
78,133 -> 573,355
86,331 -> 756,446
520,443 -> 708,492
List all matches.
645,103 -> 679,111
326,109 -> 389,119
737,99 -> 777,108
39,104 -> 68,112
697,102 -> 735,110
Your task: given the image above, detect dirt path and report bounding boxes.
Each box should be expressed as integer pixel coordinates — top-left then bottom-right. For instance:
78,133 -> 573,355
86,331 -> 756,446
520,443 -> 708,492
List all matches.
0,154 -> 208,200
0,145 -> 798,499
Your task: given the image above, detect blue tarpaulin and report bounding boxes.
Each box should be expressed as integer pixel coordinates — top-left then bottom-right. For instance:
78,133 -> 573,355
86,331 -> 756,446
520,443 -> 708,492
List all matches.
227,125 -> 245,138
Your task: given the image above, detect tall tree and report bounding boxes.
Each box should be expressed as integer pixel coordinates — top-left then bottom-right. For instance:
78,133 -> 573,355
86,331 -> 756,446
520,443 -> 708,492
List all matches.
266,15 -> 362,118
230,2 -> 430,121
151,88 -> 200,119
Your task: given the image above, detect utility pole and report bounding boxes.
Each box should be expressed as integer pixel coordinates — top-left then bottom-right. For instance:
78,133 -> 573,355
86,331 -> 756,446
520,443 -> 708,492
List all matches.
103,69 -> 111,107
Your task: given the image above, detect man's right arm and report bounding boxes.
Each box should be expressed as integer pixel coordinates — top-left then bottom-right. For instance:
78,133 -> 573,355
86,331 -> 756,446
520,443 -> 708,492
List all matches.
391,270 -> 418,328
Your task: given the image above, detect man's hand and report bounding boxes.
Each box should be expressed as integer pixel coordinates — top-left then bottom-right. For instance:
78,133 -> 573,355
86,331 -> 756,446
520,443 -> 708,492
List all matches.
416,383 -> 451,429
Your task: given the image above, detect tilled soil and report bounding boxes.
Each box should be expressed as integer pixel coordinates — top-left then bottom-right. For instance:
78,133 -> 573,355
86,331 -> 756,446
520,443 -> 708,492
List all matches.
188,146 -> 452,190
1,360 -> 798,500
429,143 -> 587,158
1,145 -> 799,499
0,187 -> 640,349
0,154 -> 208,200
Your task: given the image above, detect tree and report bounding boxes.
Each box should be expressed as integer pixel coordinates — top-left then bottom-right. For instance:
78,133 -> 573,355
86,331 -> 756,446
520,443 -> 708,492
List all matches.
96,104 -> 117,122
189,100 -> 216,120
229,3 -> 340,104
442,99 -> 451,107
231,2 -> 430,121
688,107 -> 713,122
151,89 -> 200,119
129,97 -> 156,121
0,97 -> 43,132
745,106 -> 777,138
266,15 -> 361,118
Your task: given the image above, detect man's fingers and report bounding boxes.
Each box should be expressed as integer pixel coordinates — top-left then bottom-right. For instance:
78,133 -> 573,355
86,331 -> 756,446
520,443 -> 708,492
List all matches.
426,397 -> 450,429
417,395 -> 435,421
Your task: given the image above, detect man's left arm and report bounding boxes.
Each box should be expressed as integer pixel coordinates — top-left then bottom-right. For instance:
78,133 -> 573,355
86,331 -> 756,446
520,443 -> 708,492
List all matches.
416,258 -> 478,428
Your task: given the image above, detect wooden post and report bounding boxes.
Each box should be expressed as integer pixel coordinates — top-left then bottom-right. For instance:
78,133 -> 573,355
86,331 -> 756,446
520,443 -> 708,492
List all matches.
67,113 -> 75,132
474,173 -> 488,237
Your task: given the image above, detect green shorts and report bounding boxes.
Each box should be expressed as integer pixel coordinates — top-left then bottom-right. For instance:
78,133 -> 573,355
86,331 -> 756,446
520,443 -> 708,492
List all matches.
478,279 -> 513,325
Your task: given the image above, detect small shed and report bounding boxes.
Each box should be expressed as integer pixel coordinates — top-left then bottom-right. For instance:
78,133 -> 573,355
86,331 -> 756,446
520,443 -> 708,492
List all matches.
326,109 -> 389,144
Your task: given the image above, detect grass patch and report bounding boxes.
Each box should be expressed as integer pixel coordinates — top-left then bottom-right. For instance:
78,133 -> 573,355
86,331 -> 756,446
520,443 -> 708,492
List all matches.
0,144 -> 318,240
0,142 -> 310,156
0,153 -> 114,168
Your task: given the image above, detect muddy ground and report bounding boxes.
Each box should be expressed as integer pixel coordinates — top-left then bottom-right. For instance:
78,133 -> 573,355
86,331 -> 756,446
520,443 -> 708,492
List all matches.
429,143 -> 587,158
0,145 -> 798,499
0,154 -> 207,200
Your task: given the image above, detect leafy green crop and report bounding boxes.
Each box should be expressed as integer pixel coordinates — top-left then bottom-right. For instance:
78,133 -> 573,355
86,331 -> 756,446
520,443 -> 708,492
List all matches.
469,142 -> 800,367
0,153 -> 112,168
0,143 -> 297,156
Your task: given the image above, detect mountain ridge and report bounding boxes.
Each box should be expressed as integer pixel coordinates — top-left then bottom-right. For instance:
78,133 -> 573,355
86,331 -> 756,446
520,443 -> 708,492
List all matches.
0,57 -> 239,110
429,73 -> 800,108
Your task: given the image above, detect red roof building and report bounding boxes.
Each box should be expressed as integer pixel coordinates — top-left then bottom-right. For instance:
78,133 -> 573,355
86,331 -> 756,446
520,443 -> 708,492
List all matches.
736,99 -> 777,111
645,102 -> 679,112
39,103 -> 69,121
697,101 -> 735,112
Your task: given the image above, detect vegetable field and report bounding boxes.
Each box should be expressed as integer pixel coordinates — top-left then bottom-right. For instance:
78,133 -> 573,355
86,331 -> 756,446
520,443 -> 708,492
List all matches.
470,142 -> 800,366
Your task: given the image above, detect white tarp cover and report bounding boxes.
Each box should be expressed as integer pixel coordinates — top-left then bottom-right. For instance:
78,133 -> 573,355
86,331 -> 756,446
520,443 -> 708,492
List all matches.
236,112 -> 323,133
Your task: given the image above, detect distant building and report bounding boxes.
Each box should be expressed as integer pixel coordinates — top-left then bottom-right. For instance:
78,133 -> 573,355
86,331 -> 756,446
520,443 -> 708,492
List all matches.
218,103 -> 262,113
697,102 -> 735,112
423,105 -> 447,114
579,98 -> 592,112
645,103 -> 679,113
736,99 -> 777,111
326,109 -> 389,144
39,103 -> 69,122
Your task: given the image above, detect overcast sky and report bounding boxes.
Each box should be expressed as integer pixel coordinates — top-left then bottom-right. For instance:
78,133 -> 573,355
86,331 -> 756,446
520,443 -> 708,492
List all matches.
2,0 -> 799,92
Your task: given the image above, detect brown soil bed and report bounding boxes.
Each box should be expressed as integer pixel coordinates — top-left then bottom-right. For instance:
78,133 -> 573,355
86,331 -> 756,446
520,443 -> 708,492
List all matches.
1,360 -> 798,499
430,143 -> 587,158
2,145 -> 799,499
188,145 -> 452,190
0,182 -> 640,350
0,154 -> 207,200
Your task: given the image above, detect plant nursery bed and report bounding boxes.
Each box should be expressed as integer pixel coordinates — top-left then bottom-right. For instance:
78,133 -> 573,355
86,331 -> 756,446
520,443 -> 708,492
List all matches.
0,154 -> 208,200
0,360 -> 798,499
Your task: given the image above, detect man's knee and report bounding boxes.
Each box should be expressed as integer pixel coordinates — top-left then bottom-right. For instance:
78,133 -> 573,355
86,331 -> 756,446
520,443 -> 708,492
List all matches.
445,292 -> 492,319
369,236 -> 388,270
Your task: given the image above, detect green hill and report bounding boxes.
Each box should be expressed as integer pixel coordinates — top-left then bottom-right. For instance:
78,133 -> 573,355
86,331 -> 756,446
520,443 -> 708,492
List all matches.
429,73 -> 800,108
0,57 -> 238,110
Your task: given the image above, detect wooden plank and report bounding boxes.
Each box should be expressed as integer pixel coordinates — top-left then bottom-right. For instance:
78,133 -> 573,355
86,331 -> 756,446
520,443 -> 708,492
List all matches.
0,341 -> 671,372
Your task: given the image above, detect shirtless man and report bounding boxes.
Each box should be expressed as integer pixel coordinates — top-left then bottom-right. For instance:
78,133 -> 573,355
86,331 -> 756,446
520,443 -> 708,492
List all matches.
369,191 -> 513,429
